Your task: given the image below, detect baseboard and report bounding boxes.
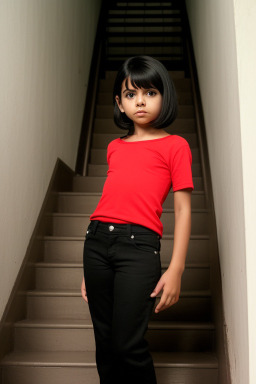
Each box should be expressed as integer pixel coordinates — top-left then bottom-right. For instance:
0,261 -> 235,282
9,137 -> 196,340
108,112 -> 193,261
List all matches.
0,157 -> 75,360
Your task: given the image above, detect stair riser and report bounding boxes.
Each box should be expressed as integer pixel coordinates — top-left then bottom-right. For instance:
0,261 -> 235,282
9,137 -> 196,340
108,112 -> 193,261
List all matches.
95,106 -> 195,119
27,296 -> 211,321
1,366 -> 218,384
105,69 -> 185,77
108,36 -> 183,44
97,91 -> 193,105
72,176 -> 203,192
48,212 -> 209,237
90,145 -> 200,164
14,328 -> 214,352
87,162 -> 202,177
56,191 -> 205,213
107,46 -> 183,56
35,266 -> 210,291
99,78 -> 192,92
106,26 -> 182,34
44,238 -> 210,264
91,132 -> 198,148
93,118 -> 197,133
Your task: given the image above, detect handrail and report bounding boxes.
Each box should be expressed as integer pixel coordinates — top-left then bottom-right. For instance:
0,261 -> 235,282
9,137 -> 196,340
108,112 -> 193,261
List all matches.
75,1 -> 107,176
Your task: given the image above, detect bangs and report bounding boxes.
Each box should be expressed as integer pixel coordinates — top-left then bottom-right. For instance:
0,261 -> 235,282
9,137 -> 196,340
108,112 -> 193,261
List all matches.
124,70 -> 163,94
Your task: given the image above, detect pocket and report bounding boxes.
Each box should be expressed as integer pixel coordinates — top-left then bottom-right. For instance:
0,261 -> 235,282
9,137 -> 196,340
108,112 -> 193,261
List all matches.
85,224 -> 94,240
131,233 -> 161,254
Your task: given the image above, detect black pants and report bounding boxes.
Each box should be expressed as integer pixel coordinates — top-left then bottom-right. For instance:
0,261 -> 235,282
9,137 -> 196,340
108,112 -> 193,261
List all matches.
83,220 -> 162,384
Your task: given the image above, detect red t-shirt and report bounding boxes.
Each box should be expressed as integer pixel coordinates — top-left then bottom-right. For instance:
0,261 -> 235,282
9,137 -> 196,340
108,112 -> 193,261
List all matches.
89,135 -> 194,238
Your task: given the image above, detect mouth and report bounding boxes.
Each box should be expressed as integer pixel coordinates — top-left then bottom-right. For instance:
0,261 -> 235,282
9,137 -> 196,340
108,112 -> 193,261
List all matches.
135,111 -> 147,115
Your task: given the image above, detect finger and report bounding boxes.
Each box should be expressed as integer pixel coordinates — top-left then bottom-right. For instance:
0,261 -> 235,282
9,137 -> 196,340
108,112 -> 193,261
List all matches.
150,280 -> 164,297
155,294 -> 168,312
81,289 -> 88,303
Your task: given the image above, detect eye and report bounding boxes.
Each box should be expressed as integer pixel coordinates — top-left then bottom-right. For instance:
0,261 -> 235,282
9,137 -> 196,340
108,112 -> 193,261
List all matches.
147,90 -> 157,96
125,92 -> 135,99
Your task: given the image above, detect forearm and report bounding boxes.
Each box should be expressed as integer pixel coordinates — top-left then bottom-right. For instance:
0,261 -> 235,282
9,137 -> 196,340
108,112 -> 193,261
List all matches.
167,209 -> 191,275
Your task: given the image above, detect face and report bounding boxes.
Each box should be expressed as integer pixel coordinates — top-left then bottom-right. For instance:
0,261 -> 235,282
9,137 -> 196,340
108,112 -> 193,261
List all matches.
115,77 -> 163,128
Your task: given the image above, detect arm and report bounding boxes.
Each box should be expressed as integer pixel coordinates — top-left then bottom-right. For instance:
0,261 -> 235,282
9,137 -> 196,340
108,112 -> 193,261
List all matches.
150,188 -> 192,313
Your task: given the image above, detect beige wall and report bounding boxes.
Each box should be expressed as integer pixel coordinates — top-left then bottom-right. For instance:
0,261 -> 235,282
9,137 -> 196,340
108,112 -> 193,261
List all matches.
0,0 -> 101,319
186,0 -> 256,383
233,2 -> 256,383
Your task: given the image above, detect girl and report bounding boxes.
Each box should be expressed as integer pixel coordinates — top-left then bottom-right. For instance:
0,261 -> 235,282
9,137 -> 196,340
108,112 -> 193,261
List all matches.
81,55 -> 194,384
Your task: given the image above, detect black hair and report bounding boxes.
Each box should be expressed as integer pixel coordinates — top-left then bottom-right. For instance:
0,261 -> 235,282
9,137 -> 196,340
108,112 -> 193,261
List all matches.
113,55 -> 178,134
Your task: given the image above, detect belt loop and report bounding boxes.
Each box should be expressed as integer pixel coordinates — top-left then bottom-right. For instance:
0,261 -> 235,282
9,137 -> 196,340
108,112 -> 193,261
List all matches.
91,220 -> 99,235
127,224 -> 132,237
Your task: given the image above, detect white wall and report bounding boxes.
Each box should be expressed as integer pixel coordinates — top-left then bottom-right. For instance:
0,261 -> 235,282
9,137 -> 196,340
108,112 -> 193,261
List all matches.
233,2 -> 256,383
0,0 -> 101,319
186,0 -> 255,383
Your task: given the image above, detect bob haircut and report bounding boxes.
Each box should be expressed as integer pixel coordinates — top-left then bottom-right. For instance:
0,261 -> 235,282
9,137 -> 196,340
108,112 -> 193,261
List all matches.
113,55 -> 178,134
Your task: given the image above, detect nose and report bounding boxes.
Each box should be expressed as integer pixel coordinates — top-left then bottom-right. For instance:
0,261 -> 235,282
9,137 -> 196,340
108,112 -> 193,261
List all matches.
136,91 -> 145,106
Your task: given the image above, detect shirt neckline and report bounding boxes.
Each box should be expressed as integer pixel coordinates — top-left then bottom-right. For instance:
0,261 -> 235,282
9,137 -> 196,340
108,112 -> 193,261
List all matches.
118,135 -> 173,143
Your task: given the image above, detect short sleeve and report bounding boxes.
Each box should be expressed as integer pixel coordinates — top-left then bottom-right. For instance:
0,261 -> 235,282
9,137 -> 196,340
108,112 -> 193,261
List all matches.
170,144 -> 194,192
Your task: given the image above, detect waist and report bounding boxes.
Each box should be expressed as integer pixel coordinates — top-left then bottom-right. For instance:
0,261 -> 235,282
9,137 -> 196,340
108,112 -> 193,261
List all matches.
89,220 -> 160,238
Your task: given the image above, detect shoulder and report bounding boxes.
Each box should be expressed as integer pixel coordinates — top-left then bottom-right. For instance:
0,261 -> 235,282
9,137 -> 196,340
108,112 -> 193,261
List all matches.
107,138 -> 120,150
170,135 -> 190,149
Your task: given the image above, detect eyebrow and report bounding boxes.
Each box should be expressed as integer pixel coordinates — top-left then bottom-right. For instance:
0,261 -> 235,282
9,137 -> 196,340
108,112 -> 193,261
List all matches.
123,87 -> 136,94
122,87 -> 157,94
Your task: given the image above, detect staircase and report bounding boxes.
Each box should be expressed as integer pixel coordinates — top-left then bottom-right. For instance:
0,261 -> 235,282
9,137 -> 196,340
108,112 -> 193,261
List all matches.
0,1 -> 219,383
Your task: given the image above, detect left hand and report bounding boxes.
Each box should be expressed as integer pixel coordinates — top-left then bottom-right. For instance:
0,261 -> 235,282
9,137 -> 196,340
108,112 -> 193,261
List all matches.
150,266 -> 183,313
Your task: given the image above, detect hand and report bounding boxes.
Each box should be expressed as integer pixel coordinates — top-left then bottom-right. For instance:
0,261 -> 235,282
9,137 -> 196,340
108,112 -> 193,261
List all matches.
150,266 -> 182,313
81,276 -> 88,303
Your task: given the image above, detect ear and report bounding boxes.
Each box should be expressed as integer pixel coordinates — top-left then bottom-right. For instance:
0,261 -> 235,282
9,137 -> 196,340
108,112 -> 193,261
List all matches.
115,95 -> 125,113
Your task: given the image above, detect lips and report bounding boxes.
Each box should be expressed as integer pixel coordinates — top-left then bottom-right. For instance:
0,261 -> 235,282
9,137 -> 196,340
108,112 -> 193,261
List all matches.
135,110 -> 147,115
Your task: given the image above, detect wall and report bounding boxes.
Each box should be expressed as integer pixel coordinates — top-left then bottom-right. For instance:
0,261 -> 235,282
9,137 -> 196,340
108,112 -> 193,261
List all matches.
0,0 -> 101,319
233,1 -> 256,383
185,0 -> 254,383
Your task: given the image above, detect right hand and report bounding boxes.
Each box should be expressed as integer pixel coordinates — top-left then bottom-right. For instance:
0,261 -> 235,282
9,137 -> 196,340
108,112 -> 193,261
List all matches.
81,276 -> 88,303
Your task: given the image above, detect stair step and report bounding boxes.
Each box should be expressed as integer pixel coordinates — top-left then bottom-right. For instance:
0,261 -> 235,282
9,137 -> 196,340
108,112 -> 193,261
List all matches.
109,6 -> 181,12
55,188 -> 205,212
72,175 -> 204,193
43,233 -> 210,264
91,132 -> 197,148
107,21 -> 182,27
46,210 -> 209,237
34,262 -> 210,291
107,47 -> 183,57
93,118 -> 197,133
87,162 -> 202,177
90,145 -> 201,163
107,36 -> 182,43
0,350 -> 218,384
99,78 -> 192,92
13,319 -> 215,352
97,91 -> 193,105
106,31 -> 183,37
26,290 -> 212,321
107,14 -> 182,20
104,70 -> 186,79
95,105 -> 194,119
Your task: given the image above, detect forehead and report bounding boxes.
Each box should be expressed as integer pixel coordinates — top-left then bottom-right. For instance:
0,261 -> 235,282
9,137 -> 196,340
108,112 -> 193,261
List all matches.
121,76 -> 155,91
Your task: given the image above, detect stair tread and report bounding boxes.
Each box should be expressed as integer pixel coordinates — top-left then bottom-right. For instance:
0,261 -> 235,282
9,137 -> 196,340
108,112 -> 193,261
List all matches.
14,318 -> 215,329
26,289 -> 211,297
0,350 -> 218,368
47,208 -> 208,217
55,190 -> 205,196
35,262 -> 210,268
42,234 -> 210,241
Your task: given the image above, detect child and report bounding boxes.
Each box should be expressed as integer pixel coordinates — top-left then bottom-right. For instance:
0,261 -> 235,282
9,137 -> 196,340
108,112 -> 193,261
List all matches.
81,55 -> 194,384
